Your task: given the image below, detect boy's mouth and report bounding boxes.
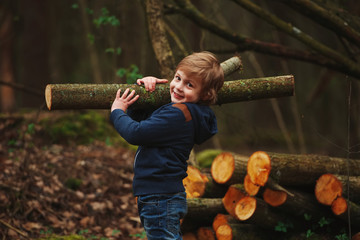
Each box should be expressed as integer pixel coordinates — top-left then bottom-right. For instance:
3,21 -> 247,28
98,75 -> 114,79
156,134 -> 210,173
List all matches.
172,91 -> 184,100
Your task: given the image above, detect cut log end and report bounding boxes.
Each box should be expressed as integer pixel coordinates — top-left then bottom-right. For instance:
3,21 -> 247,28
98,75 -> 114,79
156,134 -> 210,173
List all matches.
263,188 -> 287,207
244,174 -> 260,196
183,165 -> 209,198
247,151 -> 271,186
331,196 -> 347,215
222,185 -> 246,217
234,196 -> 257,221
315,173 -> 343,206
211,152 -> 235,184
216,224 -> 232,240
45,84 -> 52,110
197,227 -> 216,240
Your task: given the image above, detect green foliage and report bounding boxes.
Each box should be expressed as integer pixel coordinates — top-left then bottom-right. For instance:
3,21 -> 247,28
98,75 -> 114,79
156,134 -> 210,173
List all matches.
318,217 -> 333,227
335,233 -> 349,240
196,149 -> 222,168
105,47 -> 122,55
274,221 -> 294,233
39,111 -> 134,150
116,64 -> 143,84
93,8 -> 120,28
304,213 -> 312,221
64,178 -> 82,190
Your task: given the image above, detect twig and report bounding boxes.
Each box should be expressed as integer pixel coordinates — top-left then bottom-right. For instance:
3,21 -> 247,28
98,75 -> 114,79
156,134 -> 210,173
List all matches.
0,80 -> 43,97
170,0 -> 360,79
0,219 -> 28,238
231,0 -> 360,78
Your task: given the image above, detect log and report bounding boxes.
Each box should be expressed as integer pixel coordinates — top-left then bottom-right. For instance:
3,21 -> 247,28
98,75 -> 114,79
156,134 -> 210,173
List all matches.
213,213 -> 266,240
234,196 -> 257,221
247,151 -> 360,186
196,227 -> 215,240
186,198 -> 227,219
244,174 -> 260,196
182,198 -> 227,232
211,152 -> 248,185
222,185 -> 247,218
235,197 -> 301,231
202,172 -> 228,198
45,75 -> 294,110
183,232 -> 197,240
263,188 -> 287,207
265,188 -> 330,220
331,196 -> 347,215
183,165 -> 209,198
334,174 -> 360,203
247,151 -> 271,186
336,199 -> 360,228
315,173 -> 343,206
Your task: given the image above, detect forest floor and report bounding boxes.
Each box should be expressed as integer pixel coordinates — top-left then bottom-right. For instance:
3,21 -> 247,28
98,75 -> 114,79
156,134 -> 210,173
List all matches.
0,111 -> 145,240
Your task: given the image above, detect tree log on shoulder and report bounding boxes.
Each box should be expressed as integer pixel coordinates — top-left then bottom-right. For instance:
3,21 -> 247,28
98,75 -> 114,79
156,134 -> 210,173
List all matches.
45,75 -> 294,110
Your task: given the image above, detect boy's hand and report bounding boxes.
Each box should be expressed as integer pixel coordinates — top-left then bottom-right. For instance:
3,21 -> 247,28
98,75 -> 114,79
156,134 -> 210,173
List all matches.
137,76 -> 168,92
111,88 -> 139,112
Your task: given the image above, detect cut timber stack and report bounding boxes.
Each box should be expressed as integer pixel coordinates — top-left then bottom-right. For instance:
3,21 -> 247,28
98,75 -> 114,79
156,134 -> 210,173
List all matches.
182,150 -> 360,239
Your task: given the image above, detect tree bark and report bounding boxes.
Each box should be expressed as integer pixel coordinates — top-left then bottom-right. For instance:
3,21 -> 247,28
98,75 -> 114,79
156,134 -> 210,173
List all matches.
45,75 -> 294,110
334,174 -> 360,203
256,152 -> 360,187
145,0 -> 175,79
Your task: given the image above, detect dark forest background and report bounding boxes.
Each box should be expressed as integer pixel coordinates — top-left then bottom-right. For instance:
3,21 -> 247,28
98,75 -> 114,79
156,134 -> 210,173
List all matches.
1,0 -> 360,239
1,0 -> 360,158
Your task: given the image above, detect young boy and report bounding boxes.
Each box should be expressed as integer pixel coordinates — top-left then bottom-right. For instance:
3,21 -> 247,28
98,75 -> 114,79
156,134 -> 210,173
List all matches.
110,51 -> 224,240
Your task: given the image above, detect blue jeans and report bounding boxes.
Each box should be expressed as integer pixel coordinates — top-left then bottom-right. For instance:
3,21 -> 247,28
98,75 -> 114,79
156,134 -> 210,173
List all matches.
137,192 -> 187,240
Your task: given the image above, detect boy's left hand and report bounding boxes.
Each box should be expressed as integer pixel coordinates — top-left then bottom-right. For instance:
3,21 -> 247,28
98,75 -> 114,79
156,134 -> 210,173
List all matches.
111,88 -> 139,112
137,77 -> 168,92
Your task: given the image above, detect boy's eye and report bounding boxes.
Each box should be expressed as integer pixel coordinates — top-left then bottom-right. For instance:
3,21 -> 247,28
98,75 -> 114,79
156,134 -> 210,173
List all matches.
187,82 -> 193,88
175,76 -> 181,81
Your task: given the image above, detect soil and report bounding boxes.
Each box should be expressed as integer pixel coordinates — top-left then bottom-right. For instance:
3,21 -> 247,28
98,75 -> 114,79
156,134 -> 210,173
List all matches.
0,114 -> 144,240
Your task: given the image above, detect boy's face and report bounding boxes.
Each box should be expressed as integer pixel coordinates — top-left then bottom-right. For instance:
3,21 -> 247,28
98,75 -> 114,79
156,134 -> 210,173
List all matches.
170,69 -> 203,104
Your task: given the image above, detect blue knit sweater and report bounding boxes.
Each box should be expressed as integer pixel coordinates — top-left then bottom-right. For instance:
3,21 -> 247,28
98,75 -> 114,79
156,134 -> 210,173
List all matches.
110,102 -> 217,196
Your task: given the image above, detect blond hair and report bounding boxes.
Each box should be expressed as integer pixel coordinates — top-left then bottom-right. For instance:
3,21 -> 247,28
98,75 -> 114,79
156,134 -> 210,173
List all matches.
176,51 -> 224,105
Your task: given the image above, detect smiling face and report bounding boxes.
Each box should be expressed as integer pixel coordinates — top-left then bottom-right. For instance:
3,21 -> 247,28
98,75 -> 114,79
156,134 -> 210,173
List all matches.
170,69 -> 203,104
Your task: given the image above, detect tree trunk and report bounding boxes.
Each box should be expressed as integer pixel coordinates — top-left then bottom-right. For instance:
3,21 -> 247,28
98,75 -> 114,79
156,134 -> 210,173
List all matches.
45,75 -> 294,110
145,0 -> 175,79
0,4 -> 15,112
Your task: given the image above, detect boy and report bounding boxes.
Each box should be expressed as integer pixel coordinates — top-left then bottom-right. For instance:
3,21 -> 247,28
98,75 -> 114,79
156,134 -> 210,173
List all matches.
110,51 -> 224,239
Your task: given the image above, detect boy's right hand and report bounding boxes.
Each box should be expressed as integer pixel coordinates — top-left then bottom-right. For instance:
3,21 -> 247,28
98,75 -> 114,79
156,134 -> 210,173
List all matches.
137,76 -> 168,92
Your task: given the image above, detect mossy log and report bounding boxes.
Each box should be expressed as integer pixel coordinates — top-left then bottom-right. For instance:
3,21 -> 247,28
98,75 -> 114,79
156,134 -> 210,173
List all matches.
45,75 -> 294,110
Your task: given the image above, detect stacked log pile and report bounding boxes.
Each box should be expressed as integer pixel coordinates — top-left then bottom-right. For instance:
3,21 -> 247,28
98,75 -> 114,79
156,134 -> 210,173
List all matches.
182,151 -> 360,239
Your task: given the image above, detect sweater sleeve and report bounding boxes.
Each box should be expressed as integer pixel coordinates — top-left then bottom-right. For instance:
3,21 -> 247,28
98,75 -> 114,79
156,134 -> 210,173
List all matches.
110,106 -> 193,146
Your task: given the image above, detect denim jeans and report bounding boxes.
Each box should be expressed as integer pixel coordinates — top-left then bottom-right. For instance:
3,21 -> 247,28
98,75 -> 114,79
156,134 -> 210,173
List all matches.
137,192 -> 187,240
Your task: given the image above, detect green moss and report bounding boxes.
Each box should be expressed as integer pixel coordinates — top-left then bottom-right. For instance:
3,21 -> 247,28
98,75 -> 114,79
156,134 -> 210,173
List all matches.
39,110 -> 135,150
196,149 -> 223,168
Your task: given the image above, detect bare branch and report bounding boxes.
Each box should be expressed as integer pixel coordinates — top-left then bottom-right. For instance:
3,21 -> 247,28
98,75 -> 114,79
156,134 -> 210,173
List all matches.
170,0 -> 360,79
231,0 -> 360,77
275,0 -> 360,47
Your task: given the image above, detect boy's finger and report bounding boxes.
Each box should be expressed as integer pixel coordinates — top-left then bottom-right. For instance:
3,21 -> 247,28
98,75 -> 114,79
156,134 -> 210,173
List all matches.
127,90 -> 136,99
129,95 -> 139,104
116,89 -> 121,98
122,88 -> 130,98
158,79 -> 168,83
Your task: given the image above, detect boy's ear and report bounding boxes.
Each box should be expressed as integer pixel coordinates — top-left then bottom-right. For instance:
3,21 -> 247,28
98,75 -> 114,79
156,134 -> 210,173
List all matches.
200,91 -> 211,101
